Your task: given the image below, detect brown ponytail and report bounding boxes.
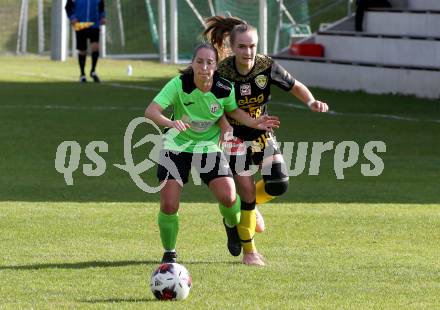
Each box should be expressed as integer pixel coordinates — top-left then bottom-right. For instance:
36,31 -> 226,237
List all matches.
203,16 -> 257,61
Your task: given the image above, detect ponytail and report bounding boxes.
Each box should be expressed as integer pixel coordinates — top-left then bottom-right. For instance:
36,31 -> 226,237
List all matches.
203,16 -> 256,61
178,66 -> 194,75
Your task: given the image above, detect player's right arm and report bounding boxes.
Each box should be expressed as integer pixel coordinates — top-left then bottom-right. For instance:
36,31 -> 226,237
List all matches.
145,76 -> 190,132
145,103 -> 190,132
226,108 -> 280,131
65,0 -> 77,24
99,0 -> 106,25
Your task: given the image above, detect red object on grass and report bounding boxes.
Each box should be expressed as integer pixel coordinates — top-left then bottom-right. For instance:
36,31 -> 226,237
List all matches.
289,43 -> 324,57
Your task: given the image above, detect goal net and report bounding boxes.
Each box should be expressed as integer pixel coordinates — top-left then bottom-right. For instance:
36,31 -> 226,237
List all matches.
0,0 -> 322,61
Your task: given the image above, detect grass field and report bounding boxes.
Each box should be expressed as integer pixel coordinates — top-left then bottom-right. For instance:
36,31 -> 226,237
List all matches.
1,56 -> 439,309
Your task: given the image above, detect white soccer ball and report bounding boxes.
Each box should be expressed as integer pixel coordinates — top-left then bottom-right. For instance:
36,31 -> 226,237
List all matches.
150,263 -> 192,300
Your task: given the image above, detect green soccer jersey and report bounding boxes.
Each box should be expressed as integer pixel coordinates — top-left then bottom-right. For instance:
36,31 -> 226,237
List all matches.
153,72 -> 238,153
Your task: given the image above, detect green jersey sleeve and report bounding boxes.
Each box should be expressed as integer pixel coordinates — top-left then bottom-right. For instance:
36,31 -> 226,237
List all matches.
223,85 -> 238,112
152,76 -> 180,109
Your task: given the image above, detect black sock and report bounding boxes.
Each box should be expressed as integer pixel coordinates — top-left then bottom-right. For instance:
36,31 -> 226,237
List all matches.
78,54 -> 86,76
91,51 -> 99,73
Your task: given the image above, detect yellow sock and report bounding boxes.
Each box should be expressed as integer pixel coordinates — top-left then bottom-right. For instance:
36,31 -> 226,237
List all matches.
256,179 -> 275,204
237,209 -> 257,253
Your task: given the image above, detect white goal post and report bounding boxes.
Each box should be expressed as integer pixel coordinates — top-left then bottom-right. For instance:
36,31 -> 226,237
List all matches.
157,0 -> 269,64
48,0 -> 277,63
51,0 -> 68,61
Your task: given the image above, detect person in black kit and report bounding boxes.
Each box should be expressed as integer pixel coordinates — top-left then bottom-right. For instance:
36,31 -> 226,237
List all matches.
65,0 -> 106,83
203,16 -> 329,266
355,0 -> 391,32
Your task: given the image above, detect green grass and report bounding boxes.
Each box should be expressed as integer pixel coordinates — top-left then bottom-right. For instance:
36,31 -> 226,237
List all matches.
0,56 -> 440,308
1,56 -> 439,203
1,202 -> 439,309
308,0 -> 352,31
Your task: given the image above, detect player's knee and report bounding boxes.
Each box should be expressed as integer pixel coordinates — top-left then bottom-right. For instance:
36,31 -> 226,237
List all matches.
214,186 -> 236,207
262,161 -> 289,196
90,41 -> 100,50
218,193 -> 236,208
161,200 -> 179,214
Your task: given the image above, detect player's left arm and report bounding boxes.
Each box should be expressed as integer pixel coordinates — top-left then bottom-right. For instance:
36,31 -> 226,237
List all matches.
271,60 -> 328,113
290,80 -> 329,113
216,115 -> 234,146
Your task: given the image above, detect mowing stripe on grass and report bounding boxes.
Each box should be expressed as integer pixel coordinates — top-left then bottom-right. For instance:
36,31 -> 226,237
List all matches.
9,71 -> 440,124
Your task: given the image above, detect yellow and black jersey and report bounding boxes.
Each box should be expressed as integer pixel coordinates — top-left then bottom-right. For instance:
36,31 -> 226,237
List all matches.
217,54 -> 296,141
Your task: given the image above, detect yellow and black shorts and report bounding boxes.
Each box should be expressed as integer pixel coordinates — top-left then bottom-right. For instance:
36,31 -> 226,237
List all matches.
224,132 -> 281,175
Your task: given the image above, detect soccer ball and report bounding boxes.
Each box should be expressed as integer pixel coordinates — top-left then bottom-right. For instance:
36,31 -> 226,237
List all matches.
150,263 -> 192,300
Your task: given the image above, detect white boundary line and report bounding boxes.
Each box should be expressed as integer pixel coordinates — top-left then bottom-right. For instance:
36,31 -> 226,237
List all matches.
0,104 -> 142,111
105,82 -> 160,92
272,101 -> 440,123
5,72 -> 440,124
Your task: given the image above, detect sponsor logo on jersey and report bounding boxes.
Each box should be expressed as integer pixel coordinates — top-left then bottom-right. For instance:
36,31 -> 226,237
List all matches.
249,106 -> 262,118
183,101 -> 195,106
182,115 -> 215,132
210,102 -> 220,113
190,120 -> 215,133
237,93 -> 265,106
255,74 -> 268,89
216,81 -> 231,91
240,83 -> 252,96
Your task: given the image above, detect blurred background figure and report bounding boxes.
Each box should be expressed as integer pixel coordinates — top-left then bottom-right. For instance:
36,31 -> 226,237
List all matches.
65,0 -> 106,83
355,0 -> 391,31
